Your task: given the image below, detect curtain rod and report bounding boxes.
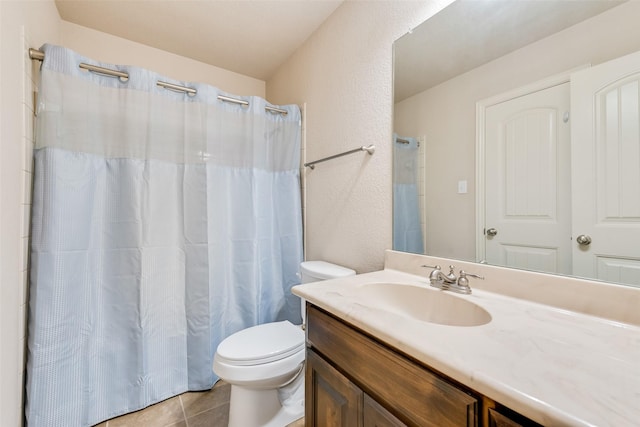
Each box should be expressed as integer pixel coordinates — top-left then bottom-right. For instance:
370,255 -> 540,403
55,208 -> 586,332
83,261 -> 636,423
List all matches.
29,48 -> 288,115
395,137 -> 420,147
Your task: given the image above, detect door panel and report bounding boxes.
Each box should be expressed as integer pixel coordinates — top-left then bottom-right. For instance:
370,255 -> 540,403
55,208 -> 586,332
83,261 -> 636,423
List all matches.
485,83 -> 571,274
571,50 -> 640,287
502,245 -> 558,273
306,349 -> 363,427
363,394 -> 407,427
596,257 -> 640,284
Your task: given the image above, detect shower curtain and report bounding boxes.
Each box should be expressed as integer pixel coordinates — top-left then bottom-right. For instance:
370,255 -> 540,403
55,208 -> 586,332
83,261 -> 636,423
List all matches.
26,44 -> 303,427
393,134 -> 424,254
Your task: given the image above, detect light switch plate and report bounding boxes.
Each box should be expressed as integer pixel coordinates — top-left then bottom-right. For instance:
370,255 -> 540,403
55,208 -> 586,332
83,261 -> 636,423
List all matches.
458,180 -> 468,194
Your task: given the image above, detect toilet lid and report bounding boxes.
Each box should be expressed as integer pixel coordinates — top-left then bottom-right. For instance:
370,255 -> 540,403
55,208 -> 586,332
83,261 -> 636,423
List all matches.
216,321 -> 304,366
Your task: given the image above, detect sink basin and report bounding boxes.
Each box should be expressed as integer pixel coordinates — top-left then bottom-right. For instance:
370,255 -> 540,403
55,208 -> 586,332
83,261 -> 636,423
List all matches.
352,283 -> 491,327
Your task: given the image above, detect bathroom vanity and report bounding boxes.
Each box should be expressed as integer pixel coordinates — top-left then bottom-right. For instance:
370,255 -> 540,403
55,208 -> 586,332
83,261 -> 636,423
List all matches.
305,305 -> 539,427
292,250 -> 640,427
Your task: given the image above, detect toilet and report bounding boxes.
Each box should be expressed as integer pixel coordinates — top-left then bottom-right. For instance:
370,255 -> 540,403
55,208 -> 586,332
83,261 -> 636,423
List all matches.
213,261 -> 356,427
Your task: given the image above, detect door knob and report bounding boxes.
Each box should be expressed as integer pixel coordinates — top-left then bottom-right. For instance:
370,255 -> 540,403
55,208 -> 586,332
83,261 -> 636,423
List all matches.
576,234 -> 592,246
486,228 -> 498,237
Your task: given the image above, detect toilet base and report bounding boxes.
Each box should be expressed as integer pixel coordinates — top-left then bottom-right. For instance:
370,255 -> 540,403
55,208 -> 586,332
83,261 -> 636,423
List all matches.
228,384 -> 304,427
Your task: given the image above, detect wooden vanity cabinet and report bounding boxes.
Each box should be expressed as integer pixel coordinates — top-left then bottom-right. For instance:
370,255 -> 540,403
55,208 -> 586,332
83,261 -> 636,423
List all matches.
306,349 -> 407,427
306,305 -> 477,427
364,394 -> 408,427
305,349 -> 363,426
485,407 -> 543,427
305,304 -> 542,427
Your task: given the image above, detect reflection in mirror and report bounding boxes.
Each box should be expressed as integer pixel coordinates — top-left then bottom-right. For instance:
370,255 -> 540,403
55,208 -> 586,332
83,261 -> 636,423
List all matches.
393,134 -> 424,254
393,0 -> 640,287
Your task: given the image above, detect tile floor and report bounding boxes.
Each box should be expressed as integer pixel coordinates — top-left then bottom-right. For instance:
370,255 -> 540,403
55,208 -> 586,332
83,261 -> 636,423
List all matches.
94,381 -> 305,427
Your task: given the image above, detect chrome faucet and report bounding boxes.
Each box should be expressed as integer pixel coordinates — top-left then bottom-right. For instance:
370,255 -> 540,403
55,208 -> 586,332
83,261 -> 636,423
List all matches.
422,264 -> 456,291
421,265 -> 484,294
427,265 -> 457,287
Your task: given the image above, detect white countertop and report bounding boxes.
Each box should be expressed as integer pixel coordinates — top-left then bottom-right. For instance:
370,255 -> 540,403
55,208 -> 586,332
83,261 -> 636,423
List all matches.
293,268 -> 640,427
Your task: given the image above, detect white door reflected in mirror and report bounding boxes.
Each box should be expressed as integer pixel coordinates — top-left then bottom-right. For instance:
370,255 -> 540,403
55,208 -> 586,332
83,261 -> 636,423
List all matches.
483,82 -> 571,276
571,50 -> 640,286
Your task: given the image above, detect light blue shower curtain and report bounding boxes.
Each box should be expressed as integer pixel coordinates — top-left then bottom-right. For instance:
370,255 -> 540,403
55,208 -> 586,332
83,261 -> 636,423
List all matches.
393,134 -> 424,254
26,44 -> 303,427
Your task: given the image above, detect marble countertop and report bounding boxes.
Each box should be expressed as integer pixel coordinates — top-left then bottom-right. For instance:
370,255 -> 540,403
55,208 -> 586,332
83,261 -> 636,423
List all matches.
292,268 -> 640,427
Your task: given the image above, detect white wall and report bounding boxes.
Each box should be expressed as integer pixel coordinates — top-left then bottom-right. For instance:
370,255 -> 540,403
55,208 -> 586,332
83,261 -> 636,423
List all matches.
0,2 -> 61,424
394,0 -> 640,261
267,0 -> 454,273
61,21 -> 265,98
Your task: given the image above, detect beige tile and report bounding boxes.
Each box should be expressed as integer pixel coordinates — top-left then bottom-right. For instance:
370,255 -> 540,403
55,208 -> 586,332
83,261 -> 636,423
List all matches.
180,381 -> 230,418
94,423 -> 107,427
107,396 -> 184,427
185,403 -> 229,427
286,417 -> 305,427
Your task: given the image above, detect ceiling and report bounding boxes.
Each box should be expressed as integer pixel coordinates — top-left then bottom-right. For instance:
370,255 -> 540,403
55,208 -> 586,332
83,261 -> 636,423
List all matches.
55,0 -> 344,81
393,0 -> 625,102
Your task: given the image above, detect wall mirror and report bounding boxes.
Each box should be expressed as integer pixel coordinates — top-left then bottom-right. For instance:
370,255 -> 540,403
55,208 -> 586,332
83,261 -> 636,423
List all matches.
393,0 -> 640,287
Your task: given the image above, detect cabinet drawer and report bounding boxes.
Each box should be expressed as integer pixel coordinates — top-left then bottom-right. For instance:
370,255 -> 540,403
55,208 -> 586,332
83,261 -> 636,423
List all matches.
307,305 -> 478,427
487,408 -> 543,427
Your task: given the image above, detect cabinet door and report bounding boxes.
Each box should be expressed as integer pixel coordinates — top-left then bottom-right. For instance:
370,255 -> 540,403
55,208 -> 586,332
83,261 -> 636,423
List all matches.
306,349 -> 363,427
364,394 -> 407,427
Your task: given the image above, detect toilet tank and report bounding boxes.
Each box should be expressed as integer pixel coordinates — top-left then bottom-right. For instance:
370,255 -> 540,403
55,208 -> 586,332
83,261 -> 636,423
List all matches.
300,261 -> 356,283
299,261 -> 356,323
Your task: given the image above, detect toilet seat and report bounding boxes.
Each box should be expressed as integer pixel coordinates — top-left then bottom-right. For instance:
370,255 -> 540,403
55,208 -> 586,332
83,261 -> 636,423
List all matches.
216,321 -> 304,366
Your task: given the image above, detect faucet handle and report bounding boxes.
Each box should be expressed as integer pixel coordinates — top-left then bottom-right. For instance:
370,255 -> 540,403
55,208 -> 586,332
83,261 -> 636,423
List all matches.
459,270 -> 484,279
457,270 -> 484,287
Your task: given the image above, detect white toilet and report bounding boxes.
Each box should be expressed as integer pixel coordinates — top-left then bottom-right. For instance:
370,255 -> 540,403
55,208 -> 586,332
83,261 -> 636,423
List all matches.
213,261 -> 356,427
